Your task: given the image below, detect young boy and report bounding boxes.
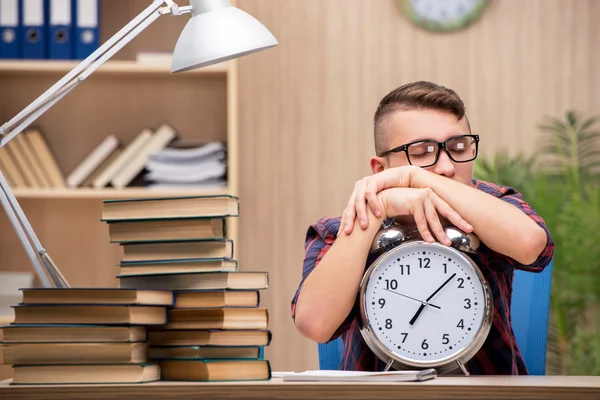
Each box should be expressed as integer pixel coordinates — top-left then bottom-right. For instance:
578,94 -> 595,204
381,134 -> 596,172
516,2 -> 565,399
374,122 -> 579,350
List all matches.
291,81 -> 554,375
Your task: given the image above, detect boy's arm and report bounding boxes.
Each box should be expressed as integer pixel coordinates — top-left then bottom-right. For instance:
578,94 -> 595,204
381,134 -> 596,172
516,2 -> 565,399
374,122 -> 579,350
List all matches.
417,172 -> 552,268
474,189 -> 555,272
293,210 -> 383,343
345,166 -> 551,267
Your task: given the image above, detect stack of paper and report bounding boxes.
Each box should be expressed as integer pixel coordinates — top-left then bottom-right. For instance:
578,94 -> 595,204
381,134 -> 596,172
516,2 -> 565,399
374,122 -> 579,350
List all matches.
144,141 -> 227,189
278,368 -> 437,382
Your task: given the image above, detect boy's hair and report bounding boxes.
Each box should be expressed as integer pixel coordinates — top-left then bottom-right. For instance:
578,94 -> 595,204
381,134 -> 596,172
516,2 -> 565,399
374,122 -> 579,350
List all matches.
373,81 -> 470,156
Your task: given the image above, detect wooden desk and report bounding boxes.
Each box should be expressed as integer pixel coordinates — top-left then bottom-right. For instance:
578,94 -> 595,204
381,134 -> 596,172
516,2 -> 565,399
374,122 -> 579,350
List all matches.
0,376 -> 599,400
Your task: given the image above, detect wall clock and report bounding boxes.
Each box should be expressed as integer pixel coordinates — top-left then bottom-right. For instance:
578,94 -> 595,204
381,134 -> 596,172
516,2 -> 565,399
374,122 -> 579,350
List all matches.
359,221 -> 493,376
398,0 -> 489,32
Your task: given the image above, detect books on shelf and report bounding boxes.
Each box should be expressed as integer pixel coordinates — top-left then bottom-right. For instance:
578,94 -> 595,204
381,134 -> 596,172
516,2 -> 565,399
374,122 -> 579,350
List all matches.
66,135 -> 121,188
0,127 -> 66,189
0,123 -> 229,193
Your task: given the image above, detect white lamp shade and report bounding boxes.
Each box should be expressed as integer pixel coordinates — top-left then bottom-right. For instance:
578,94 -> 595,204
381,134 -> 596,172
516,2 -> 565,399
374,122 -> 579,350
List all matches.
171,1 -> 278,73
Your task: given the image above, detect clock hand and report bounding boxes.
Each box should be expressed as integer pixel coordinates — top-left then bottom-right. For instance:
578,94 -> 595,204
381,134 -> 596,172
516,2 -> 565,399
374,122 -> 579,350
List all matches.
409,273 -> 457,326
425,272 -> 457,302
383,288 -> 441,309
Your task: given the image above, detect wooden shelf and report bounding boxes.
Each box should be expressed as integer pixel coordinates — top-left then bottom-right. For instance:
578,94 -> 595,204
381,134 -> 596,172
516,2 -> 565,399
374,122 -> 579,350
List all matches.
12,187 -> 229,200
0,60 -> 228,76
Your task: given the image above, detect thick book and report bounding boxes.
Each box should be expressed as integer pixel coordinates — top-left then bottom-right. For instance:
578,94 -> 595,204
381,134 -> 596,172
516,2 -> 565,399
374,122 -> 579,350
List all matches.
19,288 -> 174,306
66,135 -> 121,188
120,239 -> 234,263
108,218 -> 226,243
11,363 -> 160,385
0,325 -> 146,343
110,123 -> 178,189
0,145 -> 26,187
0,342 -> 148,365
162,308 -> 268,330
117,259 -> 238,276
173,290 -> 260,308
102,195 -> 240,221
119,271 -> 268,291
12,305 -> 167,326
149,346 -> 261,360
280,369 -> 437,382
161,359 -> 271,382
148,329 -> 272,347
92,129 -> 153,189
25,128 -> 66,188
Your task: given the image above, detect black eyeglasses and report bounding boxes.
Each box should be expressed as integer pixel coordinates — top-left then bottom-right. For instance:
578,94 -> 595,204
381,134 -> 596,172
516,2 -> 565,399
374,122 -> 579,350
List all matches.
378,135 -> 480,167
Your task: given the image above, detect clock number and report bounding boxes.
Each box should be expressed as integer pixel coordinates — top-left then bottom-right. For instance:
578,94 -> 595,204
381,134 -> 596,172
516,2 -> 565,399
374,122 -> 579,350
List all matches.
385,279 -> 398,290
464,298 -> 472,309
443,263 -> 447,274
418,258 -> 431,268
457,319 -> 465,329
399,264 -> 411,275
457,278 -> 465,288
400,333 -> 408,343
385,319 -> 393,329
421,339 -> 429,350
378,298 -> 385,308
442,334 -> 450,345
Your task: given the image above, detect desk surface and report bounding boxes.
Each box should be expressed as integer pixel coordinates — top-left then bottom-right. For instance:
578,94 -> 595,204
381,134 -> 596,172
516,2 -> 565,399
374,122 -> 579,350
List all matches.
1,376 -> 600,400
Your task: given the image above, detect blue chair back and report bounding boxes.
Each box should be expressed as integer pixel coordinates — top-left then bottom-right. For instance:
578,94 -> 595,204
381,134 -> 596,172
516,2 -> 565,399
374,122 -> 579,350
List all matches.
318,259 -> 554,375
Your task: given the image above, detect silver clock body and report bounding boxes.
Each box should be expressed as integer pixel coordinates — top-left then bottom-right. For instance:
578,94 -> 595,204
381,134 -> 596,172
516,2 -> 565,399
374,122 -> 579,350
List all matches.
358,222 -> 493,375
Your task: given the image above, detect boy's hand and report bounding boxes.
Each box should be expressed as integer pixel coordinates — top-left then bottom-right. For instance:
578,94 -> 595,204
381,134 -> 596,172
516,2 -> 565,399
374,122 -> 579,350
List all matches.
378,188 -> 471,245
339,166 -> 420,233
339,185 -> 472,245
339,166 -> 432,233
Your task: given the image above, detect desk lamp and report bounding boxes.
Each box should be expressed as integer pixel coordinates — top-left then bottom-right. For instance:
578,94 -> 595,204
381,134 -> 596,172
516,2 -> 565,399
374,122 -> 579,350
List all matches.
0,0 -> 278,288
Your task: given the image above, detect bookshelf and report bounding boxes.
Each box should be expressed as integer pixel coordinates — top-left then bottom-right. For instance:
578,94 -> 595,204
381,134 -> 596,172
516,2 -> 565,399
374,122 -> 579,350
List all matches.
0,0 -> 239,290
0,60 -> 228,75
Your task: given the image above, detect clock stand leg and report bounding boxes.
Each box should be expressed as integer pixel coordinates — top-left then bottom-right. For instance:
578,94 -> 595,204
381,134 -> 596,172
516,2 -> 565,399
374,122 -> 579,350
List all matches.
383,359 -> 394,372
456,360 -> 470,376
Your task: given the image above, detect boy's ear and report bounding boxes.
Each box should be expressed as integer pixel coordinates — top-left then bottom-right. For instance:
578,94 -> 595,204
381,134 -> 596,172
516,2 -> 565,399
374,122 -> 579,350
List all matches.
370,156 -> 387,174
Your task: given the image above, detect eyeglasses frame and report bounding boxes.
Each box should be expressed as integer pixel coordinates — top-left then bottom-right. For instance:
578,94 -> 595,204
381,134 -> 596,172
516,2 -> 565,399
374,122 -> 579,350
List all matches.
378,134 -> 480,167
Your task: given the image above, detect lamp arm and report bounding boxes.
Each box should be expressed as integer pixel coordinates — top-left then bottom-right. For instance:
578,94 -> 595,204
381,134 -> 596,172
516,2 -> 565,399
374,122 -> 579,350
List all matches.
0,0 -> 189,288
0,0 -> 172,146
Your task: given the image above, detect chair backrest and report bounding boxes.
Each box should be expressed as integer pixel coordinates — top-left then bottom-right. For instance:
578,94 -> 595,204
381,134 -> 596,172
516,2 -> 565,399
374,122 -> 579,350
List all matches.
317,258 -> 554,375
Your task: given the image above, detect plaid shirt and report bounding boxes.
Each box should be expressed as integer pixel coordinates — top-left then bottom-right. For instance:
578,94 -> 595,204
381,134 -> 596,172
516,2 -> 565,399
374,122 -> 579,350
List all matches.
291,179 -> 555,375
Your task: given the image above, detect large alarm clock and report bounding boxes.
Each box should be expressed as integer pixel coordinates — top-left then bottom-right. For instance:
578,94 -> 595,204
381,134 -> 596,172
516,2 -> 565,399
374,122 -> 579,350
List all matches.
358,220 -> 493,376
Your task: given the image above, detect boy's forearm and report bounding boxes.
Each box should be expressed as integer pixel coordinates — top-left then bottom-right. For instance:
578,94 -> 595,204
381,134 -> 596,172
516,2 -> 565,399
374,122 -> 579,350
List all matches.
294,209 -> 383,342
418,172 -> 547,265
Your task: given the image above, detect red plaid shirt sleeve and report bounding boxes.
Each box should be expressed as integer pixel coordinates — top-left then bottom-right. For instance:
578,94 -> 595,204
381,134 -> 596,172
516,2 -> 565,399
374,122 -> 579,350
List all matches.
474,180 -> 555,272
290,216 -> 356,342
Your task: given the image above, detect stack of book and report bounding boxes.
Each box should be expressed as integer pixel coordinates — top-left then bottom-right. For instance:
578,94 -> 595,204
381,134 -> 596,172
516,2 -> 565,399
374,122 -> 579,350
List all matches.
0,288 -> 172,385
102,194 -> 272,382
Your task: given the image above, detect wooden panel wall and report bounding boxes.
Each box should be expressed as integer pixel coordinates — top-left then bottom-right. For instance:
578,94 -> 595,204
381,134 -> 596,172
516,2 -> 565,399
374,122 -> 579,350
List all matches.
236,0 -> 600,372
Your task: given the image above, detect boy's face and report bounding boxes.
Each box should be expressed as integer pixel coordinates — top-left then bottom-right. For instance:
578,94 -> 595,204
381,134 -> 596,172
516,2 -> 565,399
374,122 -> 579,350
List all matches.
371,108 -> 475,186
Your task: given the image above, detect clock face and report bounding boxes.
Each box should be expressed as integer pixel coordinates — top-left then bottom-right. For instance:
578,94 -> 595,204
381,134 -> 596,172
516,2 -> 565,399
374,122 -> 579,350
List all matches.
361,242 -> 490,366
398,0 -> 489,32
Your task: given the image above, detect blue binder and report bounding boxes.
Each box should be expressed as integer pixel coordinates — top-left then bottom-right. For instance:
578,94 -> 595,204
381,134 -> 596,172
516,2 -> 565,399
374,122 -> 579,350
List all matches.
48,0 -> 72,59
73,0 -> 98,60
20,0 -> 47,59
0,0 -> 20,59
